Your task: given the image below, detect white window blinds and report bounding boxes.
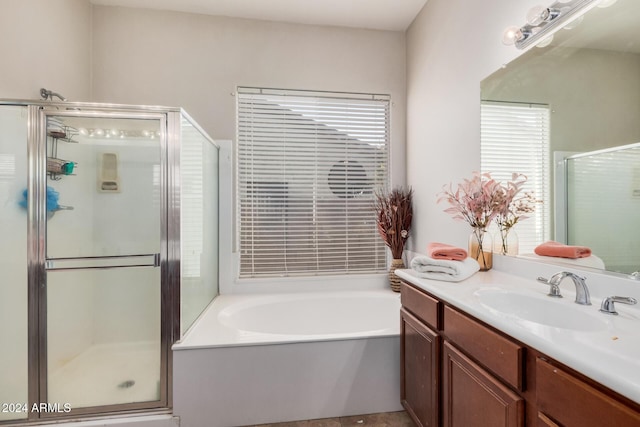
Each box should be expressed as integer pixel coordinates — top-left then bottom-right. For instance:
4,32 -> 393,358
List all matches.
180,127 -> 204,278
237,87 -> 390,278
481,101 -> 551,253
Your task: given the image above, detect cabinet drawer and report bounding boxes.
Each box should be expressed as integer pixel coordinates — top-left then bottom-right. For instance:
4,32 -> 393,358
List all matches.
442,341 -> 524,427
537,358 -> 640,427
401,281 -> 440,330
444,305 -> 524,390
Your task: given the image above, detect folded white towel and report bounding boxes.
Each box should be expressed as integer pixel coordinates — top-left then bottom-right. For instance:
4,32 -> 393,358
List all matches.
410,256 -> 480,282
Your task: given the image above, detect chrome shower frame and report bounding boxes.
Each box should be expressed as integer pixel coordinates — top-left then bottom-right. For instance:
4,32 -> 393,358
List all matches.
0,98 -> 215,424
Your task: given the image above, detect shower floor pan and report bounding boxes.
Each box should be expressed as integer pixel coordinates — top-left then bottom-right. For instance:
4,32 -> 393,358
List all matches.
48,341 -> 160,409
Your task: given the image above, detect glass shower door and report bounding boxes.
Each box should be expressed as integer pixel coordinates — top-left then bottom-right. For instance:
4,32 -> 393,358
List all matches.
0,105 -> 29,422
41,112 -> 166,412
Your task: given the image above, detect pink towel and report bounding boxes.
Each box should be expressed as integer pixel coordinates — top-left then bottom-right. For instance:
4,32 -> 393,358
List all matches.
534,241 -> 592,259
427,242 -> 468,261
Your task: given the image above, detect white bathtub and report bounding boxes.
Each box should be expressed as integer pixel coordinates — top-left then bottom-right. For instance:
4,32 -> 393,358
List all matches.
172,289 -> 403,427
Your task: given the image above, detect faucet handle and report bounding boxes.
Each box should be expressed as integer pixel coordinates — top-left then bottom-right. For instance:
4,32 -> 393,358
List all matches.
599,296 -> 638,315
537,277 -> 563,298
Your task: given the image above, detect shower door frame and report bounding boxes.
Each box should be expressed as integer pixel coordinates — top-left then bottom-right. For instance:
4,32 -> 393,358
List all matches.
23,103 -> 181,421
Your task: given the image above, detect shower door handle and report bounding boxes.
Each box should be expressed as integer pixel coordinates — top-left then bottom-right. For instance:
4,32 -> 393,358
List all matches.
45,253 -> 161,271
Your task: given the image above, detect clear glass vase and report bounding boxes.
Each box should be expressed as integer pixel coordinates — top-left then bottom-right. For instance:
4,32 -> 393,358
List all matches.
494,227 -> 519,256
469,228 -> 493,271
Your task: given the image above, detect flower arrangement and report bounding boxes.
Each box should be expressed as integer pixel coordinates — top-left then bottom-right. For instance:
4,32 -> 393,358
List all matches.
493,173 -> 538,229
493,173 -> 541,254
373,187 -> 414,259
437,172 -> 503,230
437,172 -> 502,269
437,171 -> 541,267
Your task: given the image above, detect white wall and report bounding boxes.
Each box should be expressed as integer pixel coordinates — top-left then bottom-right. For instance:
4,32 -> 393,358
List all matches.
90,5 -> 407,186
0,0 -> 91,100
405,0 -> 540,253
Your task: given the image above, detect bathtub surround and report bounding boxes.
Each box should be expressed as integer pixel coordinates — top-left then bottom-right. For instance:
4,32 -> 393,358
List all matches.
173,290 -> 402,427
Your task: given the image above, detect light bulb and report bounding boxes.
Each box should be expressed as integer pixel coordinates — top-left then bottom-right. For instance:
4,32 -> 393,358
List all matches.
527,5 -> 545,26
527,6 -> 561,26
95,128 -> 105,137
502,26 -> 525,45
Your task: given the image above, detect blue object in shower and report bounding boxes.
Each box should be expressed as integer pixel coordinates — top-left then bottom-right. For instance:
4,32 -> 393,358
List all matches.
18,186 -> 60,212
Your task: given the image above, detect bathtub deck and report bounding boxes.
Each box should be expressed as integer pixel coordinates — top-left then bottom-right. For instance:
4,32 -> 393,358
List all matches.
172,289 -> 403,427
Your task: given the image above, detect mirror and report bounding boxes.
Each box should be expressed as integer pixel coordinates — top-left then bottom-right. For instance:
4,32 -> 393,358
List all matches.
481,0 -> 640,275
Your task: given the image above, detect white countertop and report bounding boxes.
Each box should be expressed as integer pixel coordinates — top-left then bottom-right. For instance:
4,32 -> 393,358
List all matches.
395,267 -> 640,404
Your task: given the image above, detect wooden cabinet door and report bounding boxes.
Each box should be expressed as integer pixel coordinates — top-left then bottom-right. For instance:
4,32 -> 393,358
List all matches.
537,412 -> 561,426
442,341 -> 524,427
401,308 -> 440,427
536,358 -> 640,427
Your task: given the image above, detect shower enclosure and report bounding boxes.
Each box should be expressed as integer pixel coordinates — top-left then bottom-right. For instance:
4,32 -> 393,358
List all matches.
564,142 -> 640,273
0,100 -> 219,423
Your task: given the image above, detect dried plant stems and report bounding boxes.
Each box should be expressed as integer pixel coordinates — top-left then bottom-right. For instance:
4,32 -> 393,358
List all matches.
374,187 -> 413,259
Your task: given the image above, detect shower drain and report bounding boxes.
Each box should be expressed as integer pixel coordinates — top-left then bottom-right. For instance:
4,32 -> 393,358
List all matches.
117,380 -> 136,389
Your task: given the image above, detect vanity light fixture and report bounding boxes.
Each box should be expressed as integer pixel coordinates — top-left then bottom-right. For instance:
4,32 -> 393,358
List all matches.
502,0 -> 601,49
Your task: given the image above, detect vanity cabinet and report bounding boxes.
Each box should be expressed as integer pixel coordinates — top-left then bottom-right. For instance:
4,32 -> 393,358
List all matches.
400,282 -> 441,427
401,309 -> 440,427
401,281 -> 524,426
536,358 -> 640,427
442,341 -> 523,427
399,280 -> 640,427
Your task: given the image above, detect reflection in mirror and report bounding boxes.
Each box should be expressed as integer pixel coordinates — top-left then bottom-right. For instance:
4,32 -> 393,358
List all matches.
564,143 -> 640,274
481,0 -> 640,276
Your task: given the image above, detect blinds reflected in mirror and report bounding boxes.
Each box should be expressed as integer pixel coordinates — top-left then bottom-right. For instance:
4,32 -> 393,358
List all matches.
481,101 -> 551,253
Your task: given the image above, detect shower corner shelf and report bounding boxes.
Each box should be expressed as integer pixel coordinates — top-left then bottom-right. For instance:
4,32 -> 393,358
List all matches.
47,125 -> 78,181
47,125 -> 79,144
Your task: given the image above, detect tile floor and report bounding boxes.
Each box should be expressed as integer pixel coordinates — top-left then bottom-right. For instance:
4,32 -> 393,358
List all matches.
250,411 -> 415,427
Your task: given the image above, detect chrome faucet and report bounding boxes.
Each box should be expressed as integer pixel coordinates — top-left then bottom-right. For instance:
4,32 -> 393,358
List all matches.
537,271 -> 591,305
600,296 -> 637,315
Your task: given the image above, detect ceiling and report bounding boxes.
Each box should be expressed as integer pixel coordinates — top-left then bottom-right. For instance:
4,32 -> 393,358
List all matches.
90,0 -> 428,31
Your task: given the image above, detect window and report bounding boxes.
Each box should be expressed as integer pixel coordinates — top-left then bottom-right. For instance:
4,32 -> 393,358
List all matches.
237,87 -> 390,278
481,101 -> 551,253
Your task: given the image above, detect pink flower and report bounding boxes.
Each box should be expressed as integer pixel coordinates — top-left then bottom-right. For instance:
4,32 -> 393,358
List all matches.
437,172 -> 503,230
494,173 -> 541,230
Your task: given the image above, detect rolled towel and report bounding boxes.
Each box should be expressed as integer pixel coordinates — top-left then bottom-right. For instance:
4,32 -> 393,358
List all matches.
410,256 -> 480,282
427,242 -> 468,261
534,241 -> 591,259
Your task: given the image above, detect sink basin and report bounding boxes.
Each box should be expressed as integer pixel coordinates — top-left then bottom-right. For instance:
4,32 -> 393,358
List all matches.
474,288 -> 608,332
